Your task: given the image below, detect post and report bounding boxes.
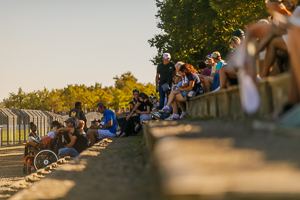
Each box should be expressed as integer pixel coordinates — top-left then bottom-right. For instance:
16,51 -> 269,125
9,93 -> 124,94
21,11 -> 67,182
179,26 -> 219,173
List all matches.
0,125 -> 2,148
19,97 -> 23,144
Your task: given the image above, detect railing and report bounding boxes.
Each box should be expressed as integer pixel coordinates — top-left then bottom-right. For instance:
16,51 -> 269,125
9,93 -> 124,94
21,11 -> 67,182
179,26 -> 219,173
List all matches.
0,109 -> 104,148
0,109 -> 64,148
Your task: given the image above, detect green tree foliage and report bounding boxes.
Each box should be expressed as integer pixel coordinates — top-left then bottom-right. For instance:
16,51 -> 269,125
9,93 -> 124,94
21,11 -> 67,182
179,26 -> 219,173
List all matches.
149,0 -> 268,67
2,72 -> 157,113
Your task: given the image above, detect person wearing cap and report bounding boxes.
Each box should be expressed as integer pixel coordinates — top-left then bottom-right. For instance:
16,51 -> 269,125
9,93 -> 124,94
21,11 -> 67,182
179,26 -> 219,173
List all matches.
155,53 -> 176,109
88,103 -> 117,146
175,61 -> 185,72
203,51 -> 224,92
58,120 -> 88,158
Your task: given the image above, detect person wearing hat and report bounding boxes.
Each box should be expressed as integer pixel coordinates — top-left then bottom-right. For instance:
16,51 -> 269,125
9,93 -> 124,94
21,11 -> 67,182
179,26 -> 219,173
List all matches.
203,51 -> 224,92
155,53 -> 176,109
88,103 -> 117,146
58,119 -> 88,158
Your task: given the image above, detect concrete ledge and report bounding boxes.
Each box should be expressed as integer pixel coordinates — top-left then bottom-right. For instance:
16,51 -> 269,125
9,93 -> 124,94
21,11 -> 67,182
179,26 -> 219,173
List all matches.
187,73 -> 289,119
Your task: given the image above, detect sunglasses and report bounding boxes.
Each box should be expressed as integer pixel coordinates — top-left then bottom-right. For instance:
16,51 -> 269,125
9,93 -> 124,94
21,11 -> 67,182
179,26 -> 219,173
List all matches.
133,89 -> 139,92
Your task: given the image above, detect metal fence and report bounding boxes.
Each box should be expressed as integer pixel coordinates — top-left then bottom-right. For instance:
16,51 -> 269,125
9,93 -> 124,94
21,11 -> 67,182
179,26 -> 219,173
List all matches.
0,109 -> 64,148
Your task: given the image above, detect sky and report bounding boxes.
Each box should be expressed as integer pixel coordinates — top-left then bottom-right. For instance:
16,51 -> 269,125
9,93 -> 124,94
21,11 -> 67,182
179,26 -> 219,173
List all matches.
0,0 -> 161,100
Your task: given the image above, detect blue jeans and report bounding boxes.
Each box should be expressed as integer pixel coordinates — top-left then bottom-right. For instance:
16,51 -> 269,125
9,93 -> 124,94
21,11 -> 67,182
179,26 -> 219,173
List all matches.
159,85 -> 170,109
58,148 -> 79,158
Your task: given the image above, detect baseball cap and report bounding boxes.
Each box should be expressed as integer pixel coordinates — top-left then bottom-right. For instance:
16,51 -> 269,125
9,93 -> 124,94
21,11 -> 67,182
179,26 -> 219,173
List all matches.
163,53 -> 171,59
211,51 -> 221,59
64,117 -> 75,123
206,54 -> 212,59
175,61 -> 184,69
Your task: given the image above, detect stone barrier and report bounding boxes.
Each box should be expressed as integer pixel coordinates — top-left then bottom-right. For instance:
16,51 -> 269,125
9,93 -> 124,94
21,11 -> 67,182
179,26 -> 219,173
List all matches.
187,73 -> 289,119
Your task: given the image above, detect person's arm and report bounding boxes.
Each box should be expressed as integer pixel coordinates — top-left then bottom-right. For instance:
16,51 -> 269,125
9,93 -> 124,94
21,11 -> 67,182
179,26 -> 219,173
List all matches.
136,105 -> 150,114
55,127 -> 74,135
126,102 -> 141,121
155,73 -> 160,90
179,81 -> 195,91
66,135 -> 77,148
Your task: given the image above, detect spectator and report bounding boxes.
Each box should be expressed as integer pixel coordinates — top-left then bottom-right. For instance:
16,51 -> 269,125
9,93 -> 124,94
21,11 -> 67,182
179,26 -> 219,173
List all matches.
175,61 -> 185,72
197,60 -> 211,78
28,122 -> 38,139
276,0 -> 300,117
215,37 -> 241,91
88,103 -> 117,146
54,117 -> 76,143
203,52 -> 224,93
155,53 -> 176,109
283,0 -> 296,12
58,120 -> 88,158
260,0 -> 292,77
159,64 -> 201,120
129,89 -> 139,113
233,29 -> 245,41
120,93 -> 152,137
69,102 -> 87,131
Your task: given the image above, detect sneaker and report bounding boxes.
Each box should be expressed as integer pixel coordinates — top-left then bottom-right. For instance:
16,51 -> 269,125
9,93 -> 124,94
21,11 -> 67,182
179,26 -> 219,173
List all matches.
213,86 -> 220,92
159,106 -> 171,114
180,113 -> 189,119
151,111 -> 162,119
165,115 -> 180,121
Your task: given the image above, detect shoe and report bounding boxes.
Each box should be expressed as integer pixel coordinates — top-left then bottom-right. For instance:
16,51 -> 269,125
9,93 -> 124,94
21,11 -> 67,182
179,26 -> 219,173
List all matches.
165,115 -> 180,121
213,86 -> 220,92
180,113 -> 188,119
158,106 -> 171,114
151,111 -> 162,119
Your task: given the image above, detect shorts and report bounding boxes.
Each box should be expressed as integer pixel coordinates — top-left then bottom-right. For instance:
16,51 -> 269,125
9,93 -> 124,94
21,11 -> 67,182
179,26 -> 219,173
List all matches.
180,91 -> 187,97
207,76 -> 214,84
97,129 -> 115,139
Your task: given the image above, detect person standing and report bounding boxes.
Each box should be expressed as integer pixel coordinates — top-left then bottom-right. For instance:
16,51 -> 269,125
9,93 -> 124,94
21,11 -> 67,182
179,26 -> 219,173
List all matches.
155,53 -> 175,109
69,102 -> 87,131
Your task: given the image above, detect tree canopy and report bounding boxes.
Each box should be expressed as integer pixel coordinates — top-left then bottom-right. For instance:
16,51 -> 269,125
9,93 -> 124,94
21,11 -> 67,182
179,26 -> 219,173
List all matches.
2,72 -> 157,113
148,0 -> 268,67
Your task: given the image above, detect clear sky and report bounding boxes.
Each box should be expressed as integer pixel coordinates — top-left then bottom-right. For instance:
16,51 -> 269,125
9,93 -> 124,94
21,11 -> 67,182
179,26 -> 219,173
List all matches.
0,0 -> 160,100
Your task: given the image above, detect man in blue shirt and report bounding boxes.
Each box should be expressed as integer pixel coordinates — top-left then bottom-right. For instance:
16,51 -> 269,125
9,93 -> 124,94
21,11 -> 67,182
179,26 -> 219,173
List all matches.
88,103 -> 117,146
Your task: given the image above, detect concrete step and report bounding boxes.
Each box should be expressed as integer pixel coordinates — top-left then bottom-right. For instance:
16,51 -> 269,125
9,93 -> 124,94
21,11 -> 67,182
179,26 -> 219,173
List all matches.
144,119 -> 300,199
187,73 -> 289,119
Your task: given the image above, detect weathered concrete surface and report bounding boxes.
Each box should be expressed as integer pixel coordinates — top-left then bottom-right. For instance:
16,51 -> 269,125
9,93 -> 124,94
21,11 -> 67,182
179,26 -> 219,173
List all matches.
187,72 -> 289,119
9,136 -> 160,200
145,119 -> 300,199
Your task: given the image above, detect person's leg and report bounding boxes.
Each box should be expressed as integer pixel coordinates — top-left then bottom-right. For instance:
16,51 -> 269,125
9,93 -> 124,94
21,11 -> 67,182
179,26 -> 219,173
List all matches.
171,101 -> 178,114
166,90 -> 180,107
219,67 -> 227,89
121,116 -> 139,137
58,148 -> 79,158
287,26 -> 300,105
159,85 -> 165,109
98,129 -> 116,139
261,37 -> 288,77
174,93 -> 187,112
203,77 -> 212,92
87,129 -> 99,146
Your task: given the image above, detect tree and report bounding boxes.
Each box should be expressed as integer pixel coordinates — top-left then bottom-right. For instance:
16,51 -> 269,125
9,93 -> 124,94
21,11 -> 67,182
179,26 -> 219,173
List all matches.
149,0 -> 268,66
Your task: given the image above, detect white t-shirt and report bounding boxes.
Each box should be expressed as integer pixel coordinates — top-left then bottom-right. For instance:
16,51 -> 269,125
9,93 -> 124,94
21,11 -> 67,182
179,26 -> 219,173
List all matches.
182,76 -> 189,86
46,131 -> 55,139
211,63 -> 217,73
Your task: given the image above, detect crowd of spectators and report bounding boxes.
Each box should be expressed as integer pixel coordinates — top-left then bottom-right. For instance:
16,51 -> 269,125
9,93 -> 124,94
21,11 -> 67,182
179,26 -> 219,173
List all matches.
150,0 -> 300,121
26,0 -> 300,161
